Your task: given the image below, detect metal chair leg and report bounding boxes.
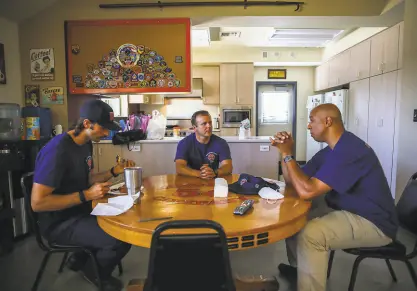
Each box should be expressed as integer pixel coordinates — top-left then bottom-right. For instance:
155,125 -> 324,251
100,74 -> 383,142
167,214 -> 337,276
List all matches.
385,259 -> 397,282
32,252 -> 52,291
87,251 -> 103,291
117,262 -> 124,276
327,250 -> 335,279
348,256 -> 366,291
58,252 -> 69,273
404,259 -> 417,288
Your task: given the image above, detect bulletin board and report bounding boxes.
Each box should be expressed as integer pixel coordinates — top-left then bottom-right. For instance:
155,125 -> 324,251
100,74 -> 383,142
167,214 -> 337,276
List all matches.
65,18 -> 191,95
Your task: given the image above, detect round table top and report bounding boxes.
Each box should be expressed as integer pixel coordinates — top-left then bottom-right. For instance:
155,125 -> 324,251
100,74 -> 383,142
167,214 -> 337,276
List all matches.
96,174 -> 311,251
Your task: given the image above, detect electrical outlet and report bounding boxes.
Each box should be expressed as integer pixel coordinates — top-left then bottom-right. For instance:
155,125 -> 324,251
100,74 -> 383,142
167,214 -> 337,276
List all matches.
260,145 -> 270,152
130,142 -> 141,152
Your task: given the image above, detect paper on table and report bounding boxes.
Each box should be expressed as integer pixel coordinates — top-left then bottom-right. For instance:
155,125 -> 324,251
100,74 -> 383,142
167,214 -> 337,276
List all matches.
214,178 -> 228,198
91,195 -> 134,216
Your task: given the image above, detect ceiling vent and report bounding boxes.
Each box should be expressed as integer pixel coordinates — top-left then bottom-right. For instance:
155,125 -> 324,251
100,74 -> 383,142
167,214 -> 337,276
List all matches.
220,31 -> 241,39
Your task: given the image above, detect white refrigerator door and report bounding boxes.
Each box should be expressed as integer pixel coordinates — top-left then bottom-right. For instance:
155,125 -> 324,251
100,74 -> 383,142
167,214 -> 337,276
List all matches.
306,94 -> 324,161
324,90 -> 348,125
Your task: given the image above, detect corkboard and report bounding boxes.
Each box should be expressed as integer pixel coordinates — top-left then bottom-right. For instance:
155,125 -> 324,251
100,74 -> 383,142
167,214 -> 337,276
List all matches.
65,19 -> 191,95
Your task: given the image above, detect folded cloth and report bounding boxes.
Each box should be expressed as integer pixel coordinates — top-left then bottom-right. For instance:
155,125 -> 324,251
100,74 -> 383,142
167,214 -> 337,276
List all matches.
228,173 -> 280,195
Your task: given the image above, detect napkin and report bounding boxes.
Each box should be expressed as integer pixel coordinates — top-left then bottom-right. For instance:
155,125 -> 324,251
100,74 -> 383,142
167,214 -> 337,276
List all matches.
214,178 -> 228,198
91,195 -> 135,216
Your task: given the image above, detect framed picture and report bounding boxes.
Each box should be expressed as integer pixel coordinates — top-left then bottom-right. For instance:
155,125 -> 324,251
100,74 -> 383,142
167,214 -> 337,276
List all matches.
30,48 -> 55,81
0,43 -> 6,84
267,69 -> 287,80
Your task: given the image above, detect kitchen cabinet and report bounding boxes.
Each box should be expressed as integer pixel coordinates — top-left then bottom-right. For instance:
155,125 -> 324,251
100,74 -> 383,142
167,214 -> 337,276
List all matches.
193,66 -> 220,105
314,62 -> 329,91
328,50 -> 351,88
368,71 -> 398,188
349,39 -> 371,82
129,94 -> 164,104
370,24 -> 400,77
220,64 -> 254,105
229,143 -> 279,179
347,79 -> 370,142
96,144 -> 122,173
398,22 -> 404,69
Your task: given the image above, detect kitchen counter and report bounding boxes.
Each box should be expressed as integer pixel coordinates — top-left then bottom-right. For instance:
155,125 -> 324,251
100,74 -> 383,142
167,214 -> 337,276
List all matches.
97,136 -> 272,144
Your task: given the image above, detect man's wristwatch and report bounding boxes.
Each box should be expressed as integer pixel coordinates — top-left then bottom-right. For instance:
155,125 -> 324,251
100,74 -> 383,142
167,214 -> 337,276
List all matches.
283,155 -> 295,163
110,167 -> 119,177
79,190 -> 87,203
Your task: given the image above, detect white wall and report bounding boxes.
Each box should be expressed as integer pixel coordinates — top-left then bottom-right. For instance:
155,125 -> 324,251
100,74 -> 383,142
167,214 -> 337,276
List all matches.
0,17 -> 22,105
254,67 -> 315,161
394,0 -> 417,200
322,27 -> 386,61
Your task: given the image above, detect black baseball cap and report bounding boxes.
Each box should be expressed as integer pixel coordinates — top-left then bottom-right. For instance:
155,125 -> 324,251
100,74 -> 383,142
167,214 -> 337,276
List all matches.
80,99 -> 121,131
229,173 -> 280,195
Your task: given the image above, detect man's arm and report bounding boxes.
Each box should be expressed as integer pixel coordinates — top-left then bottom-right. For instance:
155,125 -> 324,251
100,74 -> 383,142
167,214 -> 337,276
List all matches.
176,159 -> 201,178
280,157 -> 292,185
217,159 -> 233,177
31,182 -> 111,212
283,158 -> 331,200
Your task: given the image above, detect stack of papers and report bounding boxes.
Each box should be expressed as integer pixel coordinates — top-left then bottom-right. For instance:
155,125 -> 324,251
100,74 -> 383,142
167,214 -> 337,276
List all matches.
91,195 -> 135,216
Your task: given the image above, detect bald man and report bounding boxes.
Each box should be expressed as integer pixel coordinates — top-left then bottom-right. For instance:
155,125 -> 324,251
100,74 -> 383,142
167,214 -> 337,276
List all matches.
270,104 -> 398,291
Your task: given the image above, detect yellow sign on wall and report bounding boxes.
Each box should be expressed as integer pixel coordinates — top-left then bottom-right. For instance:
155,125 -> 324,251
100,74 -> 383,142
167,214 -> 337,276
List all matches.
268,69 -> 287,79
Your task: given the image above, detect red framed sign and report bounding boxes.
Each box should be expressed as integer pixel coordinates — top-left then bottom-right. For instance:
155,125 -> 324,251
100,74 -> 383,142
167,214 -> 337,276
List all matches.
65,18 -> 191,95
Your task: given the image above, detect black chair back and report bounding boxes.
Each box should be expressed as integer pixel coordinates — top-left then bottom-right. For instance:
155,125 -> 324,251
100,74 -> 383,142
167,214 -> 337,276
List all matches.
21,172 -> 49,251
396,172 -> 417,235
144,220 -> 236,291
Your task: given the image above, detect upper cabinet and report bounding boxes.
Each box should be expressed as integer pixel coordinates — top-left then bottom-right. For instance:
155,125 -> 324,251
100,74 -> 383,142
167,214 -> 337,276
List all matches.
193,66 -> 220,105
328,50 -> 351,88
349,39 -> 371,81
220,64 -> 254,105
314,62 -> 329,91
370,23 -> 400,77
398,22 -> 404,69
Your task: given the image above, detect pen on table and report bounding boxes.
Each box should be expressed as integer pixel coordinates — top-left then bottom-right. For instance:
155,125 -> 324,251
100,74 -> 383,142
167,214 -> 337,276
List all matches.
138,216 -> 173,223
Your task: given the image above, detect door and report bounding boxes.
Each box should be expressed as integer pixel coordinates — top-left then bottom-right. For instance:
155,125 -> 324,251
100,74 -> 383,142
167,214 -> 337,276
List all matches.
347,79 -> 370,142
236,64 -> 254,105
368,71 -> 398,187
350,39 -> 371,81
370,32 -> 385,77
220,64 -> 237,105
256,84 -> 294,137
382,24 -> 400,74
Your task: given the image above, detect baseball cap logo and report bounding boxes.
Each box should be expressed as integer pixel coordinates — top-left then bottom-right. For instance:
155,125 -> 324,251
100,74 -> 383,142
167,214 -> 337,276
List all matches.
109,112 -> 114,121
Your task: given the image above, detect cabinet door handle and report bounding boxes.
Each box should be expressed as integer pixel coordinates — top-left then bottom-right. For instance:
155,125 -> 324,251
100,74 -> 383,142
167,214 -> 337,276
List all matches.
357,71 -> 360,78
381,62 -> 386,72
98,148 -> 102,156
146,96 -> 150,103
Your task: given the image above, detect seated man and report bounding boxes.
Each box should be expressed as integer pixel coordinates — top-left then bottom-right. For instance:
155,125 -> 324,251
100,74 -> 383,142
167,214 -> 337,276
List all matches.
32,100 -> 135,291
270,103 -> 398,291
175,110 -> 233,179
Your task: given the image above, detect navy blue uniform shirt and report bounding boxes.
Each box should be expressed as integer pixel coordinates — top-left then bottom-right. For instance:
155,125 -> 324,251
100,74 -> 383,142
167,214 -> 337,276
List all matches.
34,133 -> 93,234
175,133 -> 231,171
302,131 -> 398,239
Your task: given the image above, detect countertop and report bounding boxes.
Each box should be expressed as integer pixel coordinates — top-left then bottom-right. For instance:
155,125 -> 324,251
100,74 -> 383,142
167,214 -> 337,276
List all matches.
97,136 -> 272,144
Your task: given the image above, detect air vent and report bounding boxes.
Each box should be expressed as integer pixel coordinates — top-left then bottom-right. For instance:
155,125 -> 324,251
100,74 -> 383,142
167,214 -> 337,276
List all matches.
220,31 -> 241,39
262,51 -> 268,59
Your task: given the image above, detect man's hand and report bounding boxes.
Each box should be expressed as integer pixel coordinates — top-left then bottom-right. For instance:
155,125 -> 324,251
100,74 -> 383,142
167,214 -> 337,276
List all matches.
113,159 -> 136,175
84,182 -> 112,201
200,164 -> 216,180
270,131 -> 294,156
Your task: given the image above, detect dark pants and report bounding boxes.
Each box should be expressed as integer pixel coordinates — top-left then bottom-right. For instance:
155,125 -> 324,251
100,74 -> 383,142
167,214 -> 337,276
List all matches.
47,215 -> 131,279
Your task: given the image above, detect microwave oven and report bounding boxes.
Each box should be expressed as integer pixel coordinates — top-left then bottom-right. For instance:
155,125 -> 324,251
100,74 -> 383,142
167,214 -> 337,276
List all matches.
221,106 -> 252,128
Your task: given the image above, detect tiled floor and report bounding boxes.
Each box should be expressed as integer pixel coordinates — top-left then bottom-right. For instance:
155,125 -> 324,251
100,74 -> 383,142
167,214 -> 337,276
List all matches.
0,229 -> 416,291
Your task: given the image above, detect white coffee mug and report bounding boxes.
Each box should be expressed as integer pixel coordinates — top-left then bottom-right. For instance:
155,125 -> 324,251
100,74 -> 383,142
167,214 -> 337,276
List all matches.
53,124 -> 63,135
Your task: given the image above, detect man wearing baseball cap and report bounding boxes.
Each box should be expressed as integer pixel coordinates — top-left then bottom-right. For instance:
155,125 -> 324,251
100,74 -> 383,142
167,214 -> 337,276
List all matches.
32,100 -> 135,291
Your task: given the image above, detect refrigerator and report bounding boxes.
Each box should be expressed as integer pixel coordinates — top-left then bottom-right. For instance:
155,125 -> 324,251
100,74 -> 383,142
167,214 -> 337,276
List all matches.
305,89 -> 349,161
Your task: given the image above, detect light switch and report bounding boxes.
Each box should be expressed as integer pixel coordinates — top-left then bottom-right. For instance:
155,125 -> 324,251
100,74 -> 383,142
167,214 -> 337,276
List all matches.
130,142 -> 141,152
260,145 -> 270,152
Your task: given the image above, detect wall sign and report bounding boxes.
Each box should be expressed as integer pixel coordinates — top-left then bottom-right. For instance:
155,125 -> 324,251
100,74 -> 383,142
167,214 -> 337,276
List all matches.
268,69 -> 287,79
41,87 -> 64,105
65,19 -> 191,95
30,48 -> 55,81
25,85 -> 40,107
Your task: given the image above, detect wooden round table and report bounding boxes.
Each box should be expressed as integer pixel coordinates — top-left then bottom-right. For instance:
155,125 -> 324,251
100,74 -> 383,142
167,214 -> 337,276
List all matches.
96,174 -> 311,251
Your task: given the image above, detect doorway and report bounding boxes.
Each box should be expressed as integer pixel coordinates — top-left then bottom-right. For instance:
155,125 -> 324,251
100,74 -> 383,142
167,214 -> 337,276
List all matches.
255,81 -> 297,155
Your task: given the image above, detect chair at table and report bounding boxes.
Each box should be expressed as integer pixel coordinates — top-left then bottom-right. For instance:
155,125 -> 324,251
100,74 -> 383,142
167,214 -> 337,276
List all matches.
327,172 -> 417,291
21,172 -> 123,291
143,219 -> 236,291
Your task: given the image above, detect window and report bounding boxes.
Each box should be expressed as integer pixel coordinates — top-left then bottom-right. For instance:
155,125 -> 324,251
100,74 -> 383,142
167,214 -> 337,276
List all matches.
261,91 -> 290,124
